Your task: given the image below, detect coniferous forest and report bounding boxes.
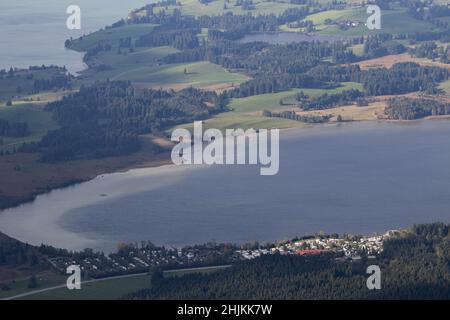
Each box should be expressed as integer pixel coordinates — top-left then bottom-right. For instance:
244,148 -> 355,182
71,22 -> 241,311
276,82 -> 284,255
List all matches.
126,223 -> 450,300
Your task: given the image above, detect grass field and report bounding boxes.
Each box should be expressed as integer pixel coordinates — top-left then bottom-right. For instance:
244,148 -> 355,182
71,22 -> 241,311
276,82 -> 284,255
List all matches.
439,80 -> 450,95
12,91 -> 71,106
0,103 -> 58,152
350,43 -> 365,56
309,5 -> 437,36
192,112 -> 308,131
354,53 -> 450,71
9,266 -> 230,300
112,61 -> 249,90
0,272 -> 66,299
0,68 -> 69,102
68,24 -> 157,52
228,82 -> 363,113
79,46 -> 180,83
19,274 -> 151,300
174,82 -> 363,131
150,0 -> 305,17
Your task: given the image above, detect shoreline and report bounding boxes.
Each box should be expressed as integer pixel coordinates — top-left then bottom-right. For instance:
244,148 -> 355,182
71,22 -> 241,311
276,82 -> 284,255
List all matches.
2,119 -> 450,252
2,115 -> 450,213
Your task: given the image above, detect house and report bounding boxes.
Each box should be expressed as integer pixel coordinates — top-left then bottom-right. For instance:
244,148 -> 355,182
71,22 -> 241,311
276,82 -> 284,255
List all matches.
296,249 -> 326,256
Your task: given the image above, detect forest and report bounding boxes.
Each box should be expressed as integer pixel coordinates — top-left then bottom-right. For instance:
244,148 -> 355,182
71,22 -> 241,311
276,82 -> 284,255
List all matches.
385,97 -> 450,120
0,119 -> 29,138
262,110 -> 332,123
22,81 -> 223,162
125,223 -> 450,300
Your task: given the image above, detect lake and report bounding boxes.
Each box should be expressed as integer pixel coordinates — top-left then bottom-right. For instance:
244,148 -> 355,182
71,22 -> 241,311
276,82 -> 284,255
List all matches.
0,0 -> 151,74
1,121 -> 450,253
239,32 -> 343,45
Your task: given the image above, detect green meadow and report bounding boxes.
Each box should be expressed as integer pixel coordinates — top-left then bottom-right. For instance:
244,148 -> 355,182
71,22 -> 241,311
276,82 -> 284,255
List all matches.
0,68 -> 67,102
228,82 -> 363,113
193,112 -> 308,131
439,80 -> 450,95
0,273 -> 67,300
175,82 -> 362,131
13,266 -> 228,300
111,61 -> 248,87
68,24 -> 157,52
152,0 -> 305,17
19,275 -> 151,300
0,103 -> 58,152
79,46 -> 180,83
70,23 -> 249,88
289,5 -> 438,37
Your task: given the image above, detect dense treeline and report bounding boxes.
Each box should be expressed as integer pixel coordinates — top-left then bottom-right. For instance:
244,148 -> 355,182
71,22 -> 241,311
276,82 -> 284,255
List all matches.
164,35 -> 448,98
125,223 -> 450,300
363,34 -> 406,58
165,40 -> 355,74
135,28 -> 200,50
33,75 -> 72,91
262,110 -> 332,123
410,41 -> 450,64
0,66 -> 72,99
0,232 -> 43,268
164,40 -> 358,98
301,89 -> 363,110
385,97 -> 450,120
128,7 -> 311,36
0,119 -> 29,137
362,62 -> 449,95
227,74 -> 322,98
30,81 -> 222,162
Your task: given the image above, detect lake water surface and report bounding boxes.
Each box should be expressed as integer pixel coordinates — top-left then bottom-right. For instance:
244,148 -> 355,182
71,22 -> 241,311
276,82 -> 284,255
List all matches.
1,121 -> 450,253
0,0 -> 151,74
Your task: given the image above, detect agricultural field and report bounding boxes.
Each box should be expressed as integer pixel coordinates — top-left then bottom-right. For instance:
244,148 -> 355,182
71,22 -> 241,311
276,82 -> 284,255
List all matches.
67,24 -> 157,52
190,112 -> 308,131
0,68 -> 69,102
174,82 -> 363,131
113,61 -> 249,90
228,82 -> 363,113
0,103 -> 58,152
150,0 -> 305,17
301,5 -> 437,36
79,46 -> 180,83
17,274 -> 151,300
70,22 -> 249,89
354,53 -> 450,71
350,43 -> 365,56
8,266 -> 229,300
0,272 -> 67,300
439,80 -> 450,95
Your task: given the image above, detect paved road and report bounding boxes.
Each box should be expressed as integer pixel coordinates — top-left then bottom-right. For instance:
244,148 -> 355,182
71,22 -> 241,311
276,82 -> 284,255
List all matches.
1,264 -> 232,300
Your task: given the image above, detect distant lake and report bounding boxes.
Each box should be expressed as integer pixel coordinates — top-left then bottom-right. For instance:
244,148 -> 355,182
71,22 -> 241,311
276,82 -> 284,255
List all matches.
1,121 -> 450,253
239,32 -> 343,45
0,0 -> 151,74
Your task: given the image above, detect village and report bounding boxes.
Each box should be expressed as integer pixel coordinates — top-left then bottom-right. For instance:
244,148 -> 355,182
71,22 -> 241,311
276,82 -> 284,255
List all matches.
237,230 -> 400,262
47,230 -> 400,278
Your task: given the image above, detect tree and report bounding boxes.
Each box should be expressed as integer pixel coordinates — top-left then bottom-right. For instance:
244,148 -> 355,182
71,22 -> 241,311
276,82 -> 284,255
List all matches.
27,275 -> 37,289
6,99 -> 12,106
